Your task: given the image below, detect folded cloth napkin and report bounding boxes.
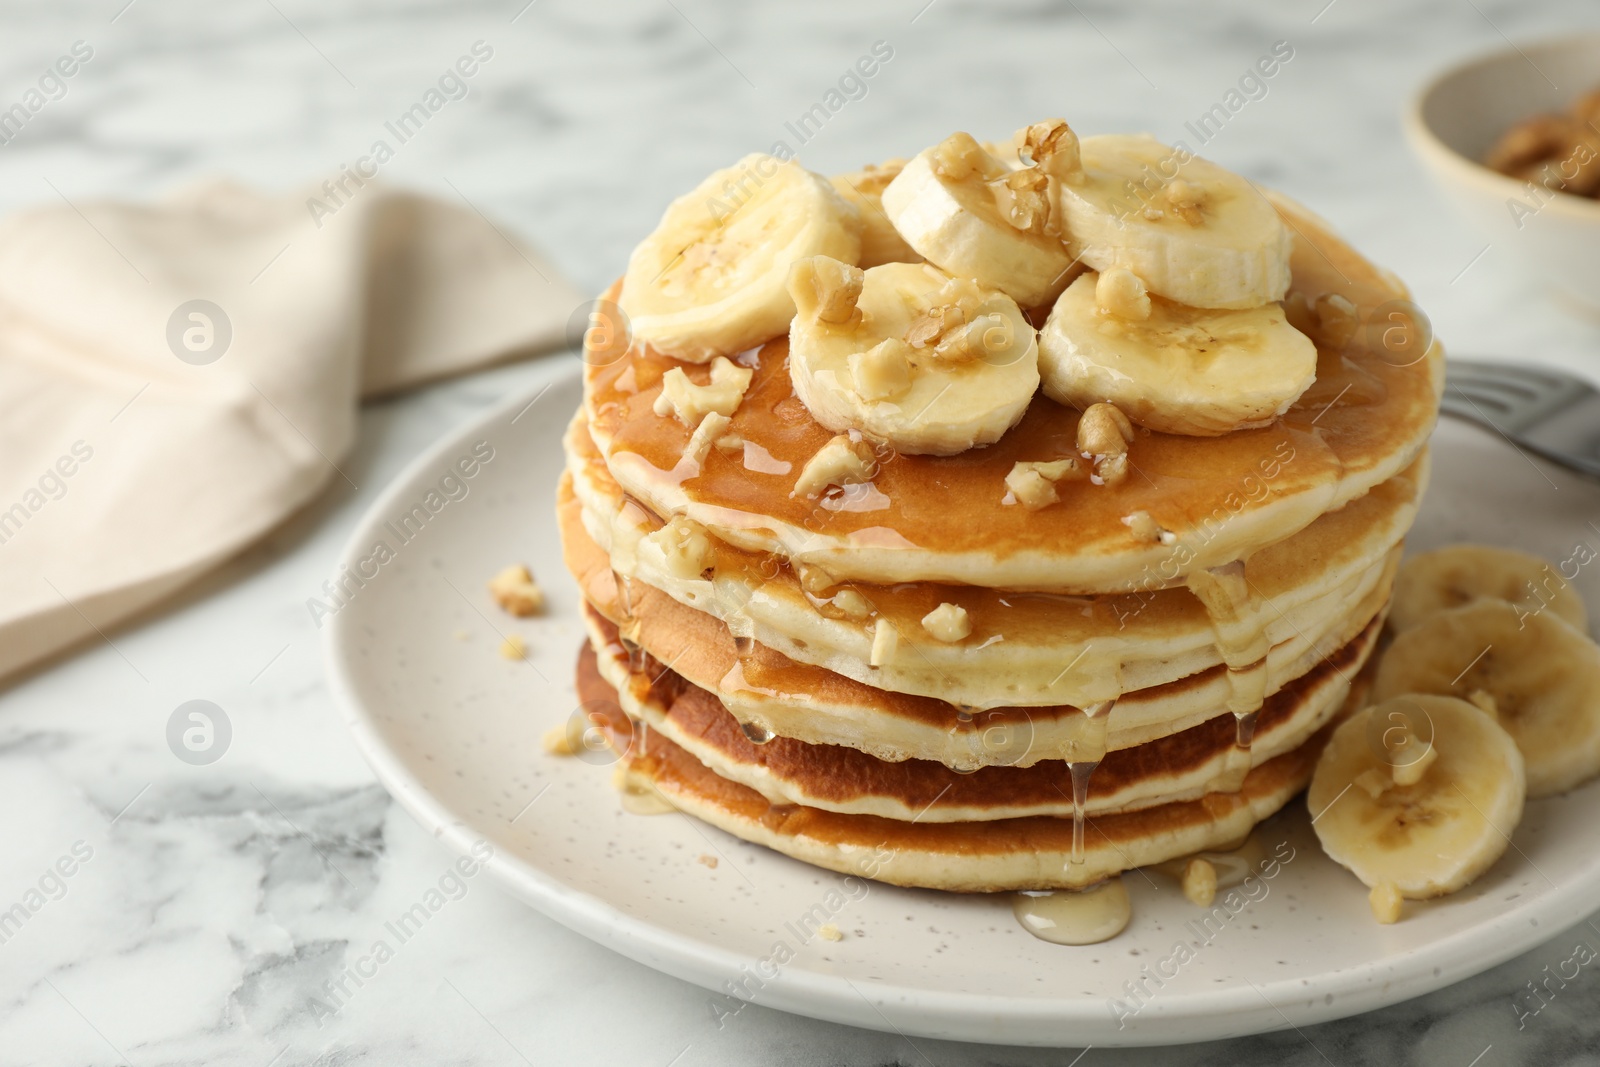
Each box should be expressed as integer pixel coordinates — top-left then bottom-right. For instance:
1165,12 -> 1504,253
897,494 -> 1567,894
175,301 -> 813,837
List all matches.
0,179 -> 582,684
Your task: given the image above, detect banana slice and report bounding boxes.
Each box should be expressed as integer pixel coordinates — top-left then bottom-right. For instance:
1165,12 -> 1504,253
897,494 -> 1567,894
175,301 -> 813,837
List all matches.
787,258 -> 1039,456
831,161 -> 921,268
1373,599 -> 1600,797
620,154 -> 862,362
1390,544 -> 1589,633
880,132 -> 1079,307
1054,135 -> 1292,310
1037,271 -> 1317,436
1310,695 -> 1525,899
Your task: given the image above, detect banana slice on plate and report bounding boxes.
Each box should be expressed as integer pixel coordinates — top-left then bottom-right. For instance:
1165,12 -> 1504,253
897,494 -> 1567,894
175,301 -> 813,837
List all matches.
831,161 -> 922,268
880,132 -> 1079,307
620,153 -> 862,362
1310,694 -> 1525,899
787,258 -> 1039,456
1389,544 -> 1589,633
1054,135 -> 1293,310
1373,599 -> 1600,798
1037,270 -> 1317,436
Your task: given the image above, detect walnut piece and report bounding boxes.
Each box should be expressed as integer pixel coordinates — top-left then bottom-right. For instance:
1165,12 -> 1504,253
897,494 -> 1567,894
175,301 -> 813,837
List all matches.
684,411 -> 731,468
930,131 -> 1005,182
905,303 -> 965,349
850,338 -> 913,400
790,256 -> 864,325
1005,458 -> 1085,510
921,602 -> 972,643
869,617 -> 899,667
1163,178 -> 1206,225
1313,293 -> 1359,350
1096,451 -> 1130,486
646,516 -> 715,581
1095,268 -> 1152,321
793,434 -> 876,498
1077,402 -> 1135,456
994,167 -> 1055,235
653,356 -> 754,428
489,564 -> 545,617
831,588 -> 872,618
1123,510 -> 1166,544
1016,118 -> 1083,184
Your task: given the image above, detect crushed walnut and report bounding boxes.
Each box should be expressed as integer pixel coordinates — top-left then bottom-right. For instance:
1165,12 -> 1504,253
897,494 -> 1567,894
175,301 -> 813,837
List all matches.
1163,178 -> 1206,225
930,131 -> 1007,182
489,564 -> 545,617
1015,118 -> 1083,184
850,338 -> 913,400
994,167 -> 1056,236
498,634 -> 528,661
1077,403 -> 1136,486
830,588 -> 873,618
1078,402 -> 1135,456
1095,268 -> 1152,321
646,516 -> 716,581
653,356 -> 754,428
1004,458 -> 1086,510
869,617 -> 899,667
921,602 -> 972,643
1122,510 -> 1173,545
1484,86 -> 1600,198
793,434 -> 877,498
790,256 -> 864,325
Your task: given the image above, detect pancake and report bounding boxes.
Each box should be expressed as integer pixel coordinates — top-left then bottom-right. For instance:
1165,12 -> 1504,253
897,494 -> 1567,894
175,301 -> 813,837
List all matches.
582,194 -> 1442,594
561,470 -> 1397,765
567,413 -> 1425,707
584,603 -> 1378,821
577,640 -> 1344,892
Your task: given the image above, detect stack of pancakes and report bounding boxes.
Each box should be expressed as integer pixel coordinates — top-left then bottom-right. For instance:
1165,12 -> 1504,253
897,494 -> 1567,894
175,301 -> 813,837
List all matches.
558,197 -> 1442,893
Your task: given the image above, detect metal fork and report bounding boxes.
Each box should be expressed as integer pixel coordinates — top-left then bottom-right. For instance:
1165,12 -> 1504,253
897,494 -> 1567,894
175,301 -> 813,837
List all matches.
1442,360 -> 1600,479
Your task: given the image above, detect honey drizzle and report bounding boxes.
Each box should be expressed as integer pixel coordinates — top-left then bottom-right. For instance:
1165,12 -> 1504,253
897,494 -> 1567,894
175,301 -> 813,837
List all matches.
1067,698 -> 1117,865
1186,560 -> 1271,793
1013,877 -> 1131,945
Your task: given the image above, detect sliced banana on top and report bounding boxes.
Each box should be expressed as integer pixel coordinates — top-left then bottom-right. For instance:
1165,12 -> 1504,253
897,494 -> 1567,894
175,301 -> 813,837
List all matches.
1389,544 -> 1589,633
880,132 -> 1079,308
831,161 -> 922,269
1373,599 -> 1600,798
787,258 -> 1039,456
1310,695 -> 1525,899
1054,135 -> 1293,310
1037,270 -> 1318,436
620,154 -> 862,362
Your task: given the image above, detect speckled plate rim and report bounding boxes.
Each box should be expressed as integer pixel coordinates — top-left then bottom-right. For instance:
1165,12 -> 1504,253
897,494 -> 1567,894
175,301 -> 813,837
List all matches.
324,360 -> 1600,1048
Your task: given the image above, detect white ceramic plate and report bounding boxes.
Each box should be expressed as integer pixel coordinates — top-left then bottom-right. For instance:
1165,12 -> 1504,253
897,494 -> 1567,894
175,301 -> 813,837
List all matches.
325,360 -> 1600,1048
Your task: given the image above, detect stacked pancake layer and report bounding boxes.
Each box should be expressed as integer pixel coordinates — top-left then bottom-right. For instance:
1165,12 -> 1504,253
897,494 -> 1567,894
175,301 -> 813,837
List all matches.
558,161 -> 1442,893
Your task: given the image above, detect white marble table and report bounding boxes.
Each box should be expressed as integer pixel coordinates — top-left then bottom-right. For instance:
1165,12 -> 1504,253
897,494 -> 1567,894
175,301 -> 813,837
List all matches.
3,1 -> 1599,1063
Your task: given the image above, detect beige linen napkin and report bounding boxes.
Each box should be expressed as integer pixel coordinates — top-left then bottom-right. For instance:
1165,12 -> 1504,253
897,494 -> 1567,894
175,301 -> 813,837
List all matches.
0,179 -> 582,683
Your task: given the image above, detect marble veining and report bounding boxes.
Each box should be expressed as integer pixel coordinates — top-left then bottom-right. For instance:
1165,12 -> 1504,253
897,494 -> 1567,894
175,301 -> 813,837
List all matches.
3,0 -> 1600,1063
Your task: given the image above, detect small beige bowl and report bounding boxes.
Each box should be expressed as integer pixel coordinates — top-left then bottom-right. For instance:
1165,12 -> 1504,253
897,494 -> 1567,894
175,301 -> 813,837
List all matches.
1406,34 -> 1600,310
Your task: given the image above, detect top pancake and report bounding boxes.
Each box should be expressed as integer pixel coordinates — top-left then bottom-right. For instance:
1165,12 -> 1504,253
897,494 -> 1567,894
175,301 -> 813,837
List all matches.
582,194 -> 1442,594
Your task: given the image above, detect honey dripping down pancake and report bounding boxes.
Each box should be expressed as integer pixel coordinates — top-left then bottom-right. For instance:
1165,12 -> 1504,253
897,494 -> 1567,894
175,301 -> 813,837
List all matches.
554,121 -> 1445,944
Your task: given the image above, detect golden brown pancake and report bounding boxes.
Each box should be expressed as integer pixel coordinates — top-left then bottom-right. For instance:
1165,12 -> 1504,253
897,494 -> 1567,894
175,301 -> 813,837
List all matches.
577,641 -> 1346,891
560,471 -> 1395,766
566,412 -> 1424,707
582,195 -> 1442,593
584,602 -> 1378,820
